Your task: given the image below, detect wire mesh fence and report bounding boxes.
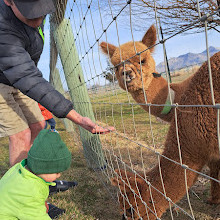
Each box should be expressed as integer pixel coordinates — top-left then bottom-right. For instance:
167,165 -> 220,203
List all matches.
49,0 -> 220,219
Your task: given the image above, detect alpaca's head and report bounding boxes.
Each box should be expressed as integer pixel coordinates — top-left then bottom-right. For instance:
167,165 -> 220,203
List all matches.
111,169 -> 154,220
100,25 -> 157,92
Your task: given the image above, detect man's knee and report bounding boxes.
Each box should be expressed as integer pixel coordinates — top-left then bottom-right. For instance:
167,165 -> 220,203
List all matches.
9,128 -> 31,143
29,120 -> 45,143
29,120 -> 45,133
9,128 -> 32,166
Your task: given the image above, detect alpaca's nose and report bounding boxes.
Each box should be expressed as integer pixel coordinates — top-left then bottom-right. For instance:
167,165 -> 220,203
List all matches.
122,70 -> 132,76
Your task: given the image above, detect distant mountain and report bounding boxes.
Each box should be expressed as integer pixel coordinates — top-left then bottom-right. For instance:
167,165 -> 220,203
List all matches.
156,46 -> 220,73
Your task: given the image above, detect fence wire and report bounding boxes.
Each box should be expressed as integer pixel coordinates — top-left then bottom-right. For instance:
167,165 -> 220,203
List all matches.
49,0 -> 220,219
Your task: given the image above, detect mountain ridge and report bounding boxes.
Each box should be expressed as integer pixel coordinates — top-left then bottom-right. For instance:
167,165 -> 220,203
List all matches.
156,46 -> 220,73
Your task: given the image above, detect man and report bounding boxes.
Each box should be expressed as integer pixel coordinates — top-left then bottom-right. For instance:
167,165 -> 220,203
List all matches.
0,0 -> 114,217
0,0 -> 114,167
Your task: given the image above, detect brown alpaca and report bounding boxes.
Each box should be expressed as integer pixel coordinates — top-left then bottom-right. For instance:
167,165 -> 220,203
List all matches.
100,25 -> 220,219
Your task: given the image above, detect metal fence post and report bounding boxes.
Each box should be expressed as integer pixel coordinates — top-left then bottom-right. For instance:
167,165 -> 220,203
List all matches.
50,18 -> 106,169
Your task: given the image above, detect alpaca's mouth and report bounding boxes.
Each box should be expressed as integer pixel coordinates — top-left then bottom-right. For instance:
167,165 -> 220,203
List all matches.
126,75 -> 135,82
120,68 -> 136,85
122,75 -> 135,84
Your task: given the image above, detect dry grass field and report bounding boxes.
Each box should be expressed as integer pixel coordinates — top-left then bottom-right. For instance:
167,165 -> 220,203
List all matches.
0,121 -> 121,220
0,67 -> 219,219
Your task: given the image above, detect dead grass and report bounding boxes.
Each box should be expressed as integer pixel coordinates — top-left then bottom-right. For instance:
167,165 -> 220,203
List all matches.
0,121 -> 121,220
49,122 -> 121,219
0,69 -> 219,219
171,65 -> 200,83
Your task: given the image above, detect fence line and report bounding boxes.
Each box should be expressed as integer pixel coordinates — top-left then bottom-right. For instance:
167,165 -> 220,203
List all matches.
49,0 -> 220,219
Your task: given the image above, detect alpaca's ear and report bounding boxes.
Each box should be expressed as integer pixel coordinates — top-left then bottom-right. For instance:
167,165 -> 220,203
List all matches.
111,170 -> 126,189
111,176 -> 144,197
111,172 -> 130,192
129,178 -> 143,194
142,25 -> 157,52
114,169 -> 135,179
100,42 -> 117,57
111,170 -> 144,195
111,177 -> 119,186
111,177 -> 128,192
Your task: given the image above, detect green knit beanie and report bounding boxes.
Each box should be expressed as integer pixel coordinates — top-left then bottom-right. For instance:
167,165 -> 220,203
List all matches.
27,129 -> 72,175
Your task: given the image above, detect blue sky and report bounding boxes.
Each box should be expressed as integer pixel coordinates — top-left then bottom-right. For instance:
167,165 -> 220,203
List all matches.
38,7 -> 220,85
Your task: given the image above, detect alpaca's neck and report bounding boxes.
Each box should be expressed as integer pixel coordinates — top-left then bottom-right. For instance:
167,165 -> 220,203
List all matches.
131,77 -> 182,122
145,155 -> 204,218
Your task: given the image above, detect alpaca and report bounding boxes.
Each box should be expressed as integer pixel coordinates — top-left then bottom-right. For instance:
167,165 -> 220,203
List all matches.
100,25 -> 220,219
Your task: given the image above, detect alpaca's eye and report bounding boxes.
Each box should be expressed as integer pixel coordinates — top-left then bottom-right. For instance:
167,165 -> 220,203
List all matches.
115,66 -> 119,71
141,59 -> 146,64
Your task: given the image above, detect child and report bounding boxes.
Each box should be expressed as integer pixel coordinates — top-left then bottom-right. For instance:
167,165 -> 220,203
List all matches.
0,129 -> 72,219
38,103 -> 58,133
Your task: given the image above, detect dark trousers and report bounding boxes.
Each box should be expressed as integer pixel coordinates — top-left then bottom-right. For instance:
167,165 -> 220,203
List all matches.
45,118 -> 56,129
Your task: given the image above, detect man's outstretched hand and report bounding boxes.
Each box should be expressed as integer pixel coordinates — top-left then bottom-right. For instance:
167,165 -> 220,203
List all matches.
81,117 -> 115,134
66,110 -> 115,134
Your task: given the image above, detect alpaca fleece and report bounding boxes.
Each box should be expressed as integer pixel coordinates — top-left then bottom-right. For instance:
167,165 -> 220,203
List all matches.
100,25 -> 220,219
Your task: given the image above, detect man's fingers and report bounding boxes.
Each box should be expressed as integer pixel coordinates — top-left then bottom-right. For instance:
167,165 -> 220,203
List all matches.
92,126 -> 115,134
104,126 -> 115,132
81,117 -> 115,134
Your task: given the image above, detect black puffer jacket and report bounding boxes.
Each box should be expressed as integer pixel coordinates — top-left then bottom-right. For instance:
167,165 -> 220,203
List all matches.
0,1 -> 73,118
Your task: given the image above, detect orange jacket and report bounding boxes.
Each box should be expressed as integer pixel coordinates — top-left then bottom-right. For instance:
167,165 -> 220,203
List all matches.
38,103 -> 53,121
